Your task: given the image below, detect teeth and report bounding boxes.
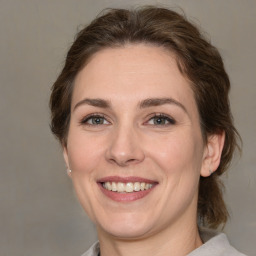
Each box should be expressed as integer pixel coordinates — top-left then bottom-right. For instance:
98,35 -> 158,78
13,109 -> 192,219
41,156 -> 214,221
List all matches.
111,182 -> 117,192
105,182 -> 111,190
125,182 -> 133,192
134,182 -> 140,191
102,181 -> 154,192
117,182 -> 125,192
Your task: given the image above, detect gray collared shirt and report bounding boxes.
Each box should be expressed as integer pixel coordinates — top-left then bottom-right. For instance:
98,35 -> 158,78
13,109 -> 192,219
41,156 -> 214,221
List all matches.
81,229 -> 246,256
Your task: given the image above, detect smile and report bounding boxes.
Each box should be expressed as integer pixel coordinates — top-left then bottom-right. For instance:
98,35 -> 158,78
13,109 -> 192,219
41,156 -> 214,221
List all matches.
98,176 -> 158,202
102,181 -> 153,193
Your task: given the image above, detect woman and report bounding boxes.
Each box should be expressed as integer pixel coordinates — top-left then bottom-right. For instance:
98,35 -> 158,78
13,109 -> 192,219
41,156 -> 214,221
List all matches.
50,6 -> 246,256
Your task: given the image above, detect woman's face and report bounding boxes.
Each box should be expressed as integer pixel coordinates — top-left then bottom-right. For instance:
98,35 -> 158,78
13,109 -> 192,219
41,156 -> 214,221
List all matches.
64,44 -> 213,239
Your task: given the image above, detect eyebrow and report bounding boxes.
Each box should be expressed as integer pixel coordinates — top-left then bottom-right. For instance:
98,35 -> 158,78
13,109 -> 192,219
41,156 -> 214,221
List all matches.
73,97 -> 187,114
139,98 -> 188,113
73,98 -> 111,111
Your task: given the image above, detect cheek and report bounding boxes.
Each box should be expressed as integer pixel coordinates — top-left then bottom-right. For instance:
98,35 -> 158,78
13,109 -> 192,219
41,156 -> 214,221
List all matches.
66,130 -> 106,221
149,131 -> 203,210
67,130 -> 105,175
147,130 -> 203,175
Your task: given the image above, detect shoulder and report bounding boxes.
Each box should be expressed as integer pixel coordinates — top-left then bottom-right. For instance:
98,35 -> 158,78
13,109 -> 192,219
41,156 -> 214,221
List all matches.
81,241 -> 100,256
188,228 -> 247,256
81,230 -> 247,256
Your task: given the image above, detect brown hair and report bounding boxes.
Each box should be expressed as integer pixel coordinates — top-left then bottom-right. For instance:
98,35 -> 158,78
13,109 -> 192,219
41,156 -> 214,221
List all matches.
50,6 -> 241,228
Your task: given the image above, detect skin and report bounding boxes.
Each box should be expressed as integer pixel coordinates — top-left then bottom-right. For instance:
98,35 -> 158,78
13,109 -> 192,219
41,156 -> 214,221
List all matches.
63,44 -> 225,256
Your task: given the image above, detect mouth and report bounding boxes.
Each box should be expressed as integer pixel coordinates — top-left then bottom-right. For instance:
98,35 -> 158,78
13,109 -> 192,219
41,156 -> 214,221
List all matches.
97,176 -> 158,202
102,181 -> 153,192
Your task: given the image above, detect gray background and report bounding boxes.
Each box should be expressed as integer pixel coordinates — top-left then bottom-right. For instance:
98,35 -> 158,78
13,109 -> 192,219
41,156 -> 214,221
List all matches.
1,0 -> 255,255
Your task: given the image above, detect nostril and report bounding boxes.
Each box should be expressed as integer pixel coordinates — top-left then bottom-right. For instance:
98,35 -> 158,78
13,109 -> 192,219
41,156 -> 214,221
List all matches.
108,157 -> 140,167
127,159 -> 138,163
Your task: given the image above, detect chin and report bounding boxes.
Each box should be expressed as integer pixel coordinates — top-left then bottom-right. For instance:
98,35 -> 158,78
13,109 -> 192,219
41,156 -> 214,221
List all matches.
98,221 -> 154,240
94,210 -> 157,239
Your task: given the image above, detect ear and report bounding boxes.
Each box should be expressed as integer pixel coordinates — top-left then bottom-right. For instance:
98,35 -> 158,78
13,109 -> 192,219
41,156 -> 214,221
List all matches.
63,145 -> 72,177
201,131 -> 225,177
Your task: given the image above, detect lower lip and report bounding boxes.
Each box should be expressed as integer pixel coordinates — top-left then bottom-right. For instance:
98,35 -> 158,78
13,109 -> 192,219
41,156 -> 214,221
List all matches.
98,183 -> 156,202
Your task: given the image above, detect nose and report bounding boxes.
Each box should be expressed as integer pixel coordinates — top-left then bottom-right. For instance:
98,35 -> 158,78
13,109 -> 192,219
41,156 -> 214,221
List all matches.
105,125 -> 145,167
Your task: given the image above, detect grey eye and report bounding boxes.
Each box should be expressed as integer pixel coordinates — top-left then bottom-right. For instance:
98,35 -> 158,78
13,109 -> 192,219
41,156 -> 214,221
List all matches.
148,115 -> 176,125
81,115 -> 109,125
90,116 -> 105,125
153,117 -> 168,125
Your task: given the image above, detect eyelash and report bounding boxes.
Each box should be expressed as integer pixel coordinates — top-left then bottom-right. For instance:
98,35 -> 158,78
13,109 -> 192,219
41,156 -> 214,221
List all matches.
80,114 -> 110,126
146,113 -> 176,126
79,113 -> 176,126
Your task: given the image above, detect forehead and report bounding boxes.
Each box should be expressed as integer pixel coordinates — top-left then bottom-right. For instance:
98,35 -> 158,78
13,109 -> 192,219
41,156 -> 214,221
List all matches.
72,44 -> 196,112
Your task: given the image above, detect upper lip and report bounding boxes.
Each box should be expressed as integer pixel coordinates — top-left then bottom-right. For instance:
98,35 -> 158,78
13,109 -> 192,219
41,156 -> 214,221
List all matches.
97,176 -> 157,184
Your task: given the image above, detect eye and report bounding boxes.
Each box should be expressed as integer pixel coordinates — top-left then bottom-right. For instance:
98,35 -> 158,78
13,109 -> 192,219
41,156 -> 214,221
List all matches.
80,114 -> 110,126
147,114 -> 176,126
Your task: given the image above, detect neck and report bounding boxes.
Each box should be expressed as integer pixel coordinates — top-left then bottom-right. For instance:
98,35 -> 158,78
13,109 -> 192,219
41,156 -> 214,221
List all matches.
97,192 -> 203,256
97,217 -> 202,256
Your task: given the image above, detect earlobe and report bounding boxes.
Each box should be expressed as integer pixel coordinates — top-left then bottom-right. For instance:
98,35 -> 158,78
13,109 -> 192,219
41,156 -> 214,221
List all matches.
63,146 -> 69,167
63,146 -> 72,177
201,131 -> 225,177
